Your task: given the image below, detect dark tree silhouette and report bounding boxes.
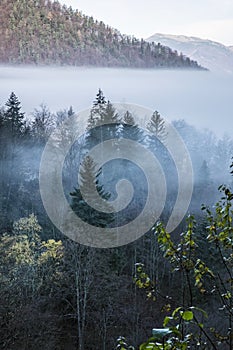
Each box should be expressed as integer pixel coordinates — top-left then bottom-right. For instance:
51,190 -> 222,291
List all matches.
70,155 -> 114,227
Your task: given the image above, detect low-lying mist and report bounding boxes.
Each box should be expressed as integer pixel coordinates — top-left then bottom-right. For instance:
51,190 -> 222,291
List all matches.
0,66 -> 233,138
0,88 -> 232,237
1,66 -> 232,350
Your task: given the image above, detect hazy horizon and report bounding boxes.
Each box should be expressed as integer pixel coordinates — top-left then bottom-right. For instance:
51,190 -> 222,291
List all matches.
0,66 -> 232,139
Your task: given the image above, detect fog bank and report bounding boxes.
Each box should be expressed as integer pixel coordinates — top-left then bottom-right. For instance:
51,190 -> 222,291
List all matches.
0,66 -> 232,137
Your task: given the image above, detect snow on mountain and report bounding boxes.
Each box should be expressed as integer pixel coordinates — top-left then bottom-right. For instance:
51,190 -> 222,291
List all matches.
147,33 -> 233,74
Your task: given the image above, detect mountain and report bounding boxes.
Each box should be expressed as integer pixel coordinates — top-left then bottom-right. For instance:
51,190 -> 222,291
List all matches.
147,33 -> 233,73
229,46 -> 233,52
0,0 -> 202,69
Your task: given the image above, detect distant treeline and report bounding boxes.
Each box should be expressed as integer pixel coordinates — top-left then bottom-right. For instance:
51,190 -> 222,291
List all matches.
0,0 -> 204,69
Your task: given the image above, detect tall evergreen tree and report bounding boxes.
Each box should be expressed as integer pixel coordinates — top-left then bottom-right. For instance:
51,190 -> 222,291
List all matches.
70,156 -> 114,227
86,90 -> 120,148
97,100 -> 120,127
87,89 -> 107,130
0,107 -> 5,156
93,88 -> 106,106
4,92 -> 25,138
123,110 -> 135,126
147,110 -> 167,143
87,90 -> 120,129
121,110 -> 144,142
194,160 -> 214,206
0,107 -> 4,130
198,160 -> 210,185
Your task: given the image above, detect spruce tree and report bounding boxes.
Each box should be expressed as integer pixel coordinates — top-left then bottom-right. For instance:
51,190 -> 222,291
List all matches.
70,156 -> 114,227
199,160 -> 210,185
121,110 -> 144,142
123,110 -> 135,126
98,100 -> 120,127
194,160 -> 213,207
0,107 -> 5,155
87,88 -> 107,130
93,88 -> 106,106
147,110 -> 167,143
87,89 -> 120,129
86,90 -> 120,147
4,92 -> 25,138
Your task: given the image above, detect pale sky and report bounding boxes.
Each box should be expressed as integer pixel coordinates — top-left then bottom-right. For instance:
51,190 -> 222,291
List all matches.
61,0 -> 233,46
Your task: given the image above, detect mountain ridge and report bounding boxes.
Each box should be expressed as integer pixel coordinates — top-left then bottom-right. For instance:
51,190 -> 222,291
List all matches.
147,33 -> 233,73
0,0 -> 202,69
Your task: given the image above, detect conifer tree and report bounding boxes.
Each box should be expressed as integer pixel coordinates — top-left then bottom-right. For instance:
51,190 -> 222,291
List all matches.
121,110 -> 144,142
198,160 -> 210,185
123,110 -> 135,126
93,88 -> 106,106
98,100 -> 120,127
195,159 -> 213,205
86,90 -> 120,148
147,110 -> 167,143
70,156 -> 114,227
0,107 -> 5,155
87,88 -> 107,130
4,92 -> 25,138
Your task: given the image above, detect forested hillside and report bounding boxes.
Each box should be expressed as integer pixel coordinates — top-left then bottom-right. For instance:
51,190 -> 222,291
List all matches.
0,91 -> 232,349
0,0 -> 203,68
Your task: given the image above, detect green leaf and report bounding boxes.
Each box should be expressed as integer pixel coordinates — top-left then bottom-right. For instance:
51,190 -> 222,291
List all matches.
172,307 -> 182,318
181,310 -> 193,321
163,316 -> 173,327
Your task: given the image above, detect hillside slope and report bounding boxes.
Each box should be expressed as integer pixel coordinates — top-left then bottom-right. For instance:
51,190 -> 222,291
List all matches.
147,33 -> 233,73
0,0 -> 202,69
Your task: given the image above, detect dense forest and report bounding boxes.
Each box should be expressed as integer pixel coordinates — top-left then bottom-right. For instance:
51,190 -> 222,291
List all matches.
0,0 -> 203,69
0,90 -> 232,349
